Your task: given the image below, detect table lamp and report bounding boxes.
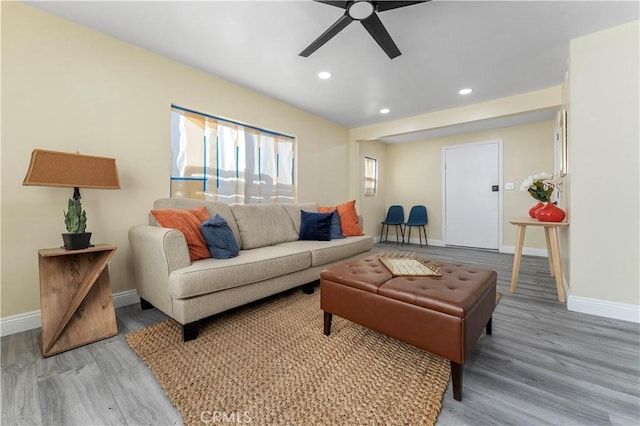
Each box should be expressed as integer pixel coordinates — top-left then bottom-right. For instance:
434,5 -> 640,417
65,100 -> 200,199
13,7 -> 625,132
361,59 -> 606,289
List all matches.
23,149 -> 121,250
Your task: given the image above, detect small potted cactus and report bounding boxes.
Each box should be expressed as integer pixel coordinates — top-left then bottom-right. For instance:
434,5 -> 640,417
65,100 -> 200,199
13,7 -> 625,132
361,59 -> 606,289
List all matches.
61,188 -> 92,250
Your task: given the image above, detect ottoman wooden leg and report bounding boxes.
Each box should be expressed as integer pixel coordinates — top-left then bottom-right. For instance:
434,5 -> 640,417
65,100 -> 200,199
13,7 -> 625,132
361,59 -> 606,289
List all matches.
486,316 -> 492,335
323,312 -> 333,336
451,361 -> 463,401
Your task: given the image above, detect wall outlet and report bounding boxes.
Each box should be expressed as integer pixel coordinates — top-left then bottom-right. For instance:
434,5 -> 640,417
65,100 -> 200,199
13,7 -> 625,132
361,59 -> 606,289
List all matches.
505,182 -> 514,190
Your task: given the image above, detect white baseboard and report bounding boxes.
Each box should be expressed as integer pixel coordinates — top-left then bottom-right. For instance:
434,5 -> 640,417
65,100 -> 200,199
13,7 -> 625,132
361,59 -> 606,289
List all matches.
113,289 -> 141,308
0,289 -> 140,337
567,295 -> 640,323
0,310 -> 42,338
501,245 -> 548,257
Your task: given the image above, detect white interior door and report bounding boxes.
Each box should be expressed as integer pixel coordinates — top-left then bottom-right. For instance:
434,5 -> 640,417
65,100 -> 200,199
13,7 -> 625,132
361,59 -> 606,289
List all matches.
444,141 -> 501,249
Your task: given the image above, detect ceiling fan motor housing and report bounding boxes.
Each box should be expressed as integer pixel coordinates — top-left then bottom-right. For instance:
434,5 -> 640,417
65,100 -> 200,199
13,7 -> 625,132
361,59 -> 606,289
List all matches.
348,1 -> 375,20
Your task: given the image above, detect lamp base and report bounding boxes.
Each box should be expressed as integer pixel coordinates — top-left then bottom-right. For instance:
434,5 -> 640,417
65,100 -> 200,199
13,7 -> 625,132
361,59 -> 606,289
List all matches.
62,232 -> 92,250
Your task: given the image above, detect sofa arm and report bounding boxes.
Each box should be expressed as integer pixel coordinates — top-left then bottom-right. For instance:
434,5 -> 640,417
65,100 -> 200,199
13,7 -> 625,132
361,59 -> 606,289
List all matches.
128,225 -> 191,315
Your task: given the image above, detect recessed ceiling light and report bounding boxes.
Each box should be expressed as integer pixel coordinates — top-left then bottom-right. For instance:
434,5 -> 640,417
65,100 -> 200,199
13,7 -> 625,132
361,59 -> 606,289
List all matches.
459,88 -> 472,95
318,71 -> 332,79
380,108 -> 390,114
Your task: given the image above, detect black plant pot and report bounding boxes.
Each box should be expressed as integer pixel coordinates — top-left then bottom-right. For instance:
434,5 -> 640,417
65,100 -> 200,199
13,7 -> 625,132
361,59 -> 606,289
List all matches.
62,232 -> 92,250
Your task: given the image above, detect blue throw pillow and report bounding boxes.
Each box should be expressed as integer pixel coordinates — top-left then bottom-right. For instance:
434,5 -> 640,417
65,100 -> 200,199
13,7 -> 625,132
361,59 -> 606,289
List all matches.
329,210 -> 344,239
200,214 -> 240,259
299,210 -> 332,241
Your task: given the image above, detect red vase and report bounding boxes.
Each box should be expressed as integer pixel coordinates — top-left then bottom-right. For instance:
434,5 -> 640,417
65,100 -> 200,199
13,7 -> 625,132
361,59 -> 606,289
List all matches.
528,202 -> 545,218
535,202 -> 566,222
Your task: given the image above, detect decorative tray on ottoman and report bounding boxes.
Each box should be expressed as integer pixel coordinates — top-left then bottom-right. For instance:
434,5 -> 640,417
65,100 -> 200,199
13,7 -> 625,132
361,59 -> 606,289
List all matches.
378,252 -> 442,277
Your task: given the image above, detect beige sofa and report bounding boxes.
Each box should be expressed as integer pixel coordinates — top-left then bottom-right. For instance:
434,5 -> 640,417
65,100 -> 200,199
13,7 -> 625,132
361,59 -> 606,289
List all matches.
128,198 -> 373,341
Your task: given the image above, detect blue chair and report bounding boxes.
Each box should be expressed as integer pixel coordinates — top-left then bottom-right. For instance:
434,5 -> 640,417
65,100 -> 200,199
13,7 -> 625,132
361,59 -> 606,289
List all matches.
404,205 -> 428,247
380,205 -> 405,245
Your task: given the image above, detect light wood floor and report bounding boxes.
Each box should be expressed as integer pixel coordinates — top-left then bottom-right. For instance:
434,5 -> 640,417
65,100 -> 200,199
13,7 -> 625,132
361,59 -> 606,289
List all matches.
2,244 -> 639,425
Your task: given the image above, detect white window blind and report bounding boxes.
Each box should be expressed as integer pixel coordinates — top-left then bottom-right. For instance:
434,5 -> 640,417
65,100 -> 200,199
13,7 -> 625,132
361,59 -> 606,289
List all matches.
364,157 -> 377,196
170,106 -> 295,204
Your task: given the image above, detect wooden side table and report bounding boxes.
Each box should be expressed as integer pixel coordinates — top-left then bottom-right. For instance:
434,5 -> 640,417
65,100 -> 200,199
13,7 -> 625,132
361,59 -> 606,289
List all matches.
509,218 -> 569,303
38,244 -> 118,357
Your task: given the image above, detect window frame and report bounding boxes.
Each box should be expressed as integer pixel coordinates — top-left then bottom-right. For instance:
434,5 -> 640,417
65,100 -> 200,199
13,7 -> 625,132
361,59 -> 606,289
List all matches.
364,156 -> 378,197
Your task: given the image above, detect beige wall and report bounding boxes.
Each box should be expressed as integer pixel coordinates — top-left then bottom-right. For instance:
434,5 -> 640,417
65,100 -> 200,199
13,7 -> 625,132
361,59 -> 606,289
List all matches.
568,21 -> 639,305
379,120 -> 555,249
348,87 -> 562,205
1,3 -> 349,317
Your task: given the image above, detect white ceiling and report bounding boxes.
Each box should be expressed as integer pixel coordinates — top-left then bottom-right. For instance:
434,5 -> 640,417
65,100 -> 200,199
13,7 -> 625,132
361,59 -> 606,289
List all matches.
26,0 -> 639,140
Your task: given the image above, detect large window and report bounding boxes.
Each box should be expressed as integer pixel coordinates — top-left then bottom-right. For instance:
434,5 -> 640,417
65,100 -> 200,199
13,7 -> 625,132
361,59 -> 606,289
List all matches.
170,106 -> 296,204
364,157 -> 377,196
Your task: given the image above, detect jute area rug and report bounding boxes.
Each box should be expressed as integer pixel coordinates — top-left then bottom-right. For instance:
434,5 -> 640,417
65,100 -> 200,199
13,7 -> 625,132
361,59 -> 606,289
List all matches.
126,290 -> 450,425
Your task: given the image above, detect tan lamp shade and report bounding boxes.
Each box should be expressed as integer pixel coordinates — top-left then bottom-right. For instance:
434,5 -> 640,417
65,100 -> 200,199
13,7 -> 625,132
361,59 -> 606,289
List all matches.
23,149 -> 120,189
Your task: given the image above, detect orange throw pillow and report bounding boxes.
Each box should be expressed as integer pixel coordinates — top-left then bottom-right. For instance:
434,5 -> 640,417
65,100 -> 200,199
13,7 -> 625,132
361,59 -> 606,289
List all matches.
317,206 -> 335,213
151,207 -> 211,261
319,200 -> 363,237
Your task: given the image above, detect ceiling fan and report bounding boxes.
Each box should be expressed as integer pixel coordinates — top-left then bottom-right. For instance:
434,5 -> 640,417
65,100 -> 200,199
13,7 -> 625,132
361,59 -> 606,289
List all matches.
299,1 -> 428,59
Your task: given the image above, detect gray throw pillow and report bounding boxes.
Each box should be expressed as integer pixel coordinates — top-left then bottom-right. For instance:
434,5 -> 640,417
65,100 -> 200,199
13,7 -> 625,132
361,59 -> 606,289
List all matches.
201,214 -> 240,259
329,210 -> 344,239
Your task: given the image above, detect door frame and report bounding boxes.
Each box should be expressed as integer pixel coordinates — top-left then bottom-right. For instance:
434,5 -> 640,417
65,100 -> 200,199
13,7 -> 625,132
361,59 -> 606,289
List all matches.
441,139 -> 504,251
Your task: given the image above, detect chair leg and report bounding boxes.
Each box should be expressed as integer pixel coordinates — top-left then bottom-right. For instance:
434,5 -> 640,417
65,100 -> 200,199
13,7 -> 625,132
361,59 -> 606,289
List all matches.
418,226 -> 423,247
395,225 -> 401,245
406,226 -> 412,245
380,225 -> 384,243
422,226 -> 428,247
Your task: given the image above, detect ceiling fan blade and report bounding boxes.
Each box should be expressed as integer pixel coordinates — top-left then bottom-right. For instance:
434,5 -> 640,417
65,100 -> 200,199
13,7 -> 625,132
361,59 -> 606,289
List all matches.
360,13 -> 401,59
299,13 -> 354,57
375,1 -> 428,12
314,0 -> 349,9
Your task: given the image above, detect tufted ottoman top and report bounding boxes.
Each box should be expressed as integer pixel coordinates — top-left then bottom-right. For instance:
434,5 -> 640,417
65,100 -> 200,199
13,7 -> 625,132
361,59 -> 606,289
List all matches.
320,255 -> 497,317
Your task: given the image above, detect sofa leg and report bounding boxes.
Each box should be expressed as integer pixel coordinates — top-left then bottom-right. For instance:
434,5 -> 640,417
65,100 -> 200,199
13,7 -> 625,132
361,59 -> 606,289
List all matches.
451,361 -> 463,401
140,298 -> 153,310
182,322 -> 199,342
302,280 -> 318,295
486,316 -> 492,335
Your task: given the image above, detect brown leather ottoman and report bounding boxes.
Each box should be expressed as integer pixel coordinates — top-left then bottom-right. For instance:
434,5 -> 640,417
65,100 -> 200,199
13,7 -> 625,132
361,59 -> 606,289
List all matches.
320,255 -> 498,401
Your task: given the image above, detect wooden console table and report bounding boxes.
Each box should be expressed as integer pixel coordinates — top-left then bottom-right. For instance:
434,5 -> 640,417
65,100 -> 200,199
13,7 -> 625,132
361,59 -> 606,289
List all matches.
509,218 -> 569,303
38,244 -> 117,357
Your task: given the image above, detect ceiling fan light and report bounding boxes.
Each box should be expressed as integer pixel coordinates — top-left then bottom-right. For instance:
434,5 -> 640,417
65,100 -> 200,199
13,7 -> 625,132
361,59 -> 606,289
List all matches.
348,1 -> 375,20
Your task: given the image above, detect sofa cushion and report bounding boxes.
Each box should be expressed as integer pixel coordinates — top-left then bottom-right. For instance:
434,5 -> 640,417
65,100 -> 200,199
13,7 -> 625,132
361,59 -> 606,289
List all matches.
320,200 -> 363,237
317,207 -> 344,240
335,200 -> 364,236
230,204 -> 299,249
169,246 -> 311,298
329,211 -> 344,239
201,214 -> 240,259
277,235 -> 374,267
153,198 -> 241,246
151,207 -> 211,261
299,211 -> 332,241
282,202 -> 318,233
